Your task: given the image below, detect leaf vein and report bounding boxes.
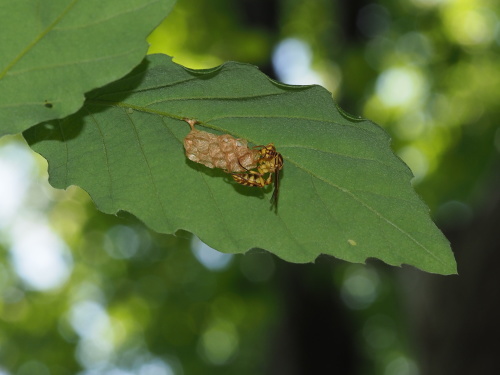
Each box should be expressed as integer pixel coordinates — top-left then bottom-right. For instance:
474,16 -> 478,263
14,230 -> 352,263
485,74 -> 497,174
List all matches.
126,110 -> 172,228
207,115 -> 380,135
142,91 -> 288,107
53,0 -> 161,31
198,173 -> 240,250
85,107 -> 114,207
91,77 -> 201,101
310,175 -> 348,243
286,159 -> 446,265
280,144 -> 396,170
7,47 -> 143,77
0,0 -> 81,80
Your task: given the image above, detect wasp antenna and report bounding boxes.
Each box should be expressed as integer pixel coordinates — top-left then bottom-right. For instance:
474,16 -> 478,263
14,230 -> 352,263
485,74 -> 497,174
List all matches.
238,158 -> 250,172
225,158 -> 252,174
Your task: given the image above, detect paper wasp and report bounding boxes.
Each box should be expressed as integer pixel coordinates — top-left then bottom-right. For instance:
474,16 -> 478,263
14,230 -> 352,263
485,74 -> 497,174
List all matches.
231,143 -> 283,208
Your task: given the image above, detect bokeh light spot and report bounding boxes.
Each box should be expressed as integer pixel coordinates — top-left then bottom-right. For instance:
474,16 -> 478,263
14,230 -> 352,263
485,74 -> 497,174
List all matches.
191,237 -> 232,271
341,266 -> 380,310
385,356 -> 419,375
137,358 -> 174,375
104,225 -> 141,259
363,315 -> 396,349
9,216 -> 73,291
397,146 -> 429,182
376,67 -> 426,108
0,142 -> 36,229
272,38 -> 324,85
199,321 -> 239,365
239,252 -> 275,283
69,300 -> 112,340
443,4 -> 497,46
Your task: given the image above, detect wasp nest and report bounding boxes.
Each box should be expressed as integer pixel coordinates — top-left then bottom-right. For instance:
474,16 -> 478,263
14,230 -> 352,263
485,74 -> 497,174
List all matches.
183,119 -> 259,172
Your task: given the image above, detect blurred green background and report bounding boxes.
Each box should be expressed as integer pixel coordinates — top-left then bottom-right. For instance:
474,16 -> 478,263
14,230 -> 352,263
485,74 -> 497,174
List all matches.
1,0 -> 500,374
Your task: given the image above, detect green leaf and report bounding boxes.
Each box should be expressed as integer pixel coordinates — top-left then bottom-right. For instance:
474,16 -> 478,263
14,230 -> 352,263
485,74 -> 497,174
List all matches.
24,54 -> 456,275
0,0 -> 175,136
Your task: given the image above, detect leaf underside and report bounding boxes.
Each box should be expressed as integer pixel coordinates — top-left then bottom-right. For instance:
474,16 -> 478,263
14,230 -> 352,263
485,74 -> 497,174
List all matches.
24,54 -> 456,275
0,0 -> 175,136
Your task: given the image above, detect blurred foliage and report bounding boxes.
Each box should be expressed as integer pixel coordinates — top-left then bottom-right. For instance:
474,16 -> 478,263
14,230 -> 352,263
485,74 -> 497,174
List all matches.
2,0 -> 500,374
0,155 -> 279,374
147,0 -> 277,68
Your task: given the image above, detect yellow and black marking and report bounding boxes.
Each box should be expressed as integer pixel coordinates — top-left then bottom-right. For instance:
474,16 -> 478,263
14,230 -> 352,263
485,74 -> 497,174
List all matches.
256,144 -> 284,174
258,143 -> 283,208
231,170 -> 272,188
231,143 -> 284,209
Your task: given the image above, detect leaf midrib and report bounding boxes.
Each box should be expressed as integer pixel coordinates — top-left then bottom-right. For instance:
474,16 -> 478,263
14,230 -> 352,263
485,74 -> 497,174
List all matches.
86,99 -> 380,139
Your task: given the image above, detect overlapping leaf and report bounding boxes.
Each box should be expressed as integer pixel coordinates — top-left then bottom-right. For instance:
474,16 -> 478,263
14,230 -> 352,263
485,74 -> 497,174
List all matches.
24,54 -> 456,274
0,0 -> 175,136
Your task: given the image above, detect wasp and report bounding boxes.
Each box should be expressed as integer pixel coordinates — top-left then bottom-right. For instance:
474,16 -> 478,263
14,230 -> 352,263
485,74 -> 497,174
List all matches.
256,143 -> 283,173
231,143 -> 283,209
